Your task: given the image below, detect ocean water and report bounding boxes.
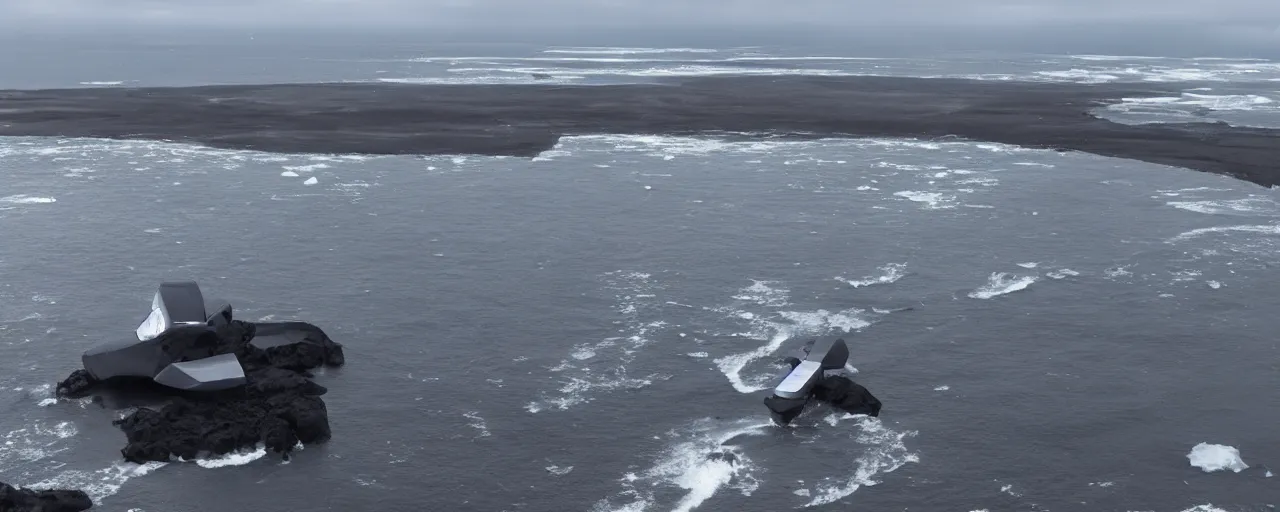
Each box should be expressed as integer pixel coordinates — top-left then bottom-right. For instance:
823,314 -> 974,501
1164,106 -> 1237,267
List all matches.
1,38 -> 1278,512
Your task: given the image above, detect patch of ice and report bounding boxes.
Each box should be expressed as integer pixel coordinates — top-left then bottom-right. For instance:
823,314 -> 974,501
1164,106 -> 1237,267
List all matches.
934,385 -> 950,391
281,171 -> 299,177
303,176 -> 319,185
1187,443 -> 1248,473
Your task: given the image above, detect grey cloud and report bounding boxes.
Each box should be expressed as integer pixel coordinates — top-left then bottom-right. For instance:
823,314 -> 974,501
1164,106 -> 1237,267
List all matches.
1,0 -> 1277,28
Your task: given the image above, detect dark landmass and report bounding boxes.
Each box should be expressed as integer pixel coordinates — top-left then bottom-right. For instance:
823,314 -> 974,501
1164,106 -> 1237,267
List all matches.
56,319 -> 344,465
1,76 -> 1278,187
0,482 -> 93,512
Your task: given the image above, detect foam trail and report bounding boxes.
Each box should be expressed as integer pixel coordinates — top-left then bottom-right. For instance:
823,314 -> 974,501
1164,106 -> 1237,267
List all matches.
27,461 -> 168,503
804,416 -> 919,507
0,195 -> 57,204
1167,198 -> 1279,216
1168,223 -> 1280,241
190,444 -> 268,468
714,308 -> 870,394
968,273 -> 1038,299
528,271 -> 670,411
592,418 -> 771,512
836,263 -> 907,288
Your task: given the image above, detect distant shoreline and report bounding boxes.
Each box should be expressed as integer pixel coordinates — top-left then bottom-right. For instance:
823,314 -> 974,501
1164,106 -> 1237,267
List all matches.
2,76 -> 1277,187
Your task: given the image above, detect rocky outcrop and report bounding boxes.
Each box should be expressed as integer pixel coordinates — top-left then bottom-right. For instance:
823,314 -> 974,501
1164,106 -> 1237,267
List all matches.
56,319 -> 344,464
0,482 -> 92,512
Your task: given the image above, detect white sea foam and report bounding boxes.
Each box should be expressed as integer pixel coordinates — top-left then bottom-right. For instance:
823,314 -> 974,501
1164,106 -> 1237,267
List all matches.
528,271 -> 670,411
893,191 -> 957,209
1016,262 -> 1039,269
968,273 -> 1038,299
26,461 -> 167,503
463,411 -> 491,438
1168,223 -> 1280,242
190,444 -> 268,468
836,263 -> 907,288
0,420 -> 78,477
544,46 -> 721,55
78,81 -> 124,86
283,163 -> 329,172
1187,443 -> 1248,473
591,418 -> 770,512
714,308 -> 871,394
1180,506 -> 1229,512
546,464 -> 574,475
449,64 -> 858,78
1167,198 -> 1278,216
804,416 -> 919,507
1112,92 -> 1276,113
0,195 -> 57,204
731,280 -> 791,307
1046,268 -> 1080,280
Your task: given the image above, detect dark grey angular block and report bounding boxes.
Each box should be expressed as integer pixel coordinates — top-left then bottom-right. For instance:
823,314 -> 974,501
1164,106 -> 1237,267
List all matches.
154,353 -> 246,391
81,281 -> 247,391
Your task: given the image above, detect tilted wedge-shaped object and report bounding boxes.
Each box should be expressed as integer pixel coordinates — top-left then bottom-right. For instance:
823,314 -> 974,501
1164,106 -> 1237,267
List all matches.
763,337 -> 850,425
82,281 -> 246,392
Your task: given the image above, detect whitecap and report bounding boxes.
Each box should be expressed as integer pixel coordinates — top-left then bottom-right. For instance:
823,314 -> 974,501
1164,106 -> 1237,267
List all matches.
0,195 -> 57,204
191,444 -> 267,468
968,273 -> 1037,299
804,416 -> 920,507
836,263 -> 907,288
592,418 -> 770,512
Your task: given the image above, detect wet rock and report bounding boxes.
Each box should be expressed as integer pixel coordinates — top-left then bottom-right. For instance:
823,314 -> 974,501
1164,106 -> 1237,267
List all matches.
0,482 -> 93,512
56,318 -> 344,464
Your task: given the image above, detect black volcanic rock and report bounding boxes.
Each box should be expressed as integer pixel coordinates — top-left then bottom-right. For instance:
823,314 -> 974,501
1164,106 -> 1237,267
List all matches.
56,318 -> 344,464
1,76 -> 1279,187
814,375 -> 882,418
0,482 -> 92,512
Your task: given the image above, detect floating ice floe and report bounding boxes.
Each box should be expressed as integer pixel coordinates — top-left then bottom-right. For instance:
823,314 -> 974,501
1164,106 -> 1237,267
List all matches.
1187,442 -> 1248,473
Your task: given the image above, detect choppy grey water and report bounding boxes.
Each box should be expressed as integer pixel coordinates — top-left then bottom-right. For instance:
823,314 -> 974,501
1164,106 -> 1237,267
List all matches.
1,39 -> 1278,512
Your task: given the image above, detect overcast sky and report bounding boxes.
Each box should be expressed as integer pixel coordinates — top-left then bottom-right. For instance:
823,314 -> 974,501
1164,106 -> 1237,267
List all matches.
2,0 -> 1278,29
